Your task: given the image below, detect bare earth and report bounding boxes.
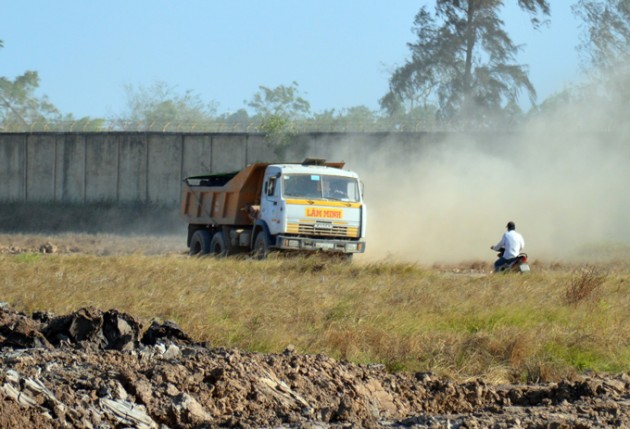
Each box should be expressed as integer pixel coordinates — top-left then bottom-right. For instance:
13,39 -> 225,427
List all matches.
0,234 -> 629,428
0,233 -> 187,257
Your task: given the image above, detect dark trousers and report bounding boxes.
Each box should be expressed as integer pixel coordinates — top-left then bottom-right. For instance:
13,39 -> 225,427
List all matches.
494,256 -> 515,272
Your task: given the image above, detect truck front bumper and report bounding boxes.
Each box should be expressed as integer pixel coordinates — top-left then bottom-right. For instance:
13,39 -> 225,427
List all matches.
275,235 -> 366,254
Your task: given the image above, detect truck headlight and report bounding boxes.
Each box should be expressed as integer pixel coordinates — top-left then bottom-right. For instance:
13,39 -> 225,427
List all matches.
346,243 -> 358,252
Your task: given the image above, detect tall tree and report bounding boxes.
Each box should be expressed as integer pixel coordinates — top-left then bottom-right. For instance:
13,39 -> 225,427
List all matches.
216,109 -> 251,132
118,81 -> 218,131
0,70 -> 63,131
247,82 -> 310,157
247,81 -> 310,119
1,40 -> 103,131
573,0 -> 630,128
573,0 -> 630,72
381,0 -> 549,128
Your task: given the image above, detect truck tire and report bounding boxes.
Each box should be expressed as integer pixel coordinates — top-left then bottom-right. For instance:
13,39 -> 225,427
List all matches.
189,230 -> 211,256
210,232 -> 229,257
252,232 -> 270,260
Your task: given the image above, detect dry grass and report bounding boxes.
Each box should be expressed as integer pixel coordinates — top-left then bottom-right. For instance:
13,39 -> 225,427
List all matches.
0,250 -> 629,383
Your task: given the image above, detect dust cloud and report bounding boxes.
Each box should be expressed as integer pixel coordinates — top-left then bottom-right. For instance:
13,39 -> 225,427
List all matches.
348,90 -> 630,265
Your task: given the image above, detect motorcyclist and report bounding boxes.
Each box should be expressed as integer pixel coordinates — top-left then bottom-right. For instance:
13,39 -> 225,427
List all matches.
490,221 -> 525,272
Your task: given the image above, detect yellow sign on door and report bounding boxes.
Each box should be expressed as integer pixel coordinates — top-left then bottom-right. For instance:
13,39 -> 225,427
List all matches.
305,207 -> 342,219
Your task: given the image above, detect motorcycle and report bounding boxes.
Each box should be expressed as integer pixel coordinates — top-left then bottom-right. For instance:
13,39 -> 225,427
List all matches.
493,248 -> 530,273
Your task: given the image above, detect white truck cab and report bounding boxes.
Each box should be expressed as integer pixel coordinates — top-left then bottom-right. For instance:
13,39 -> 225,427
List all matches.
257,163 -> 366,255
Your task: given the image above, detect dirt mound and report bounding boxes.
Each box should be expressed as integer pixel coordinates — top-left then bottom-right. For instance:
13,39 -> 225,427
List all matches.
0,304 -> 628,428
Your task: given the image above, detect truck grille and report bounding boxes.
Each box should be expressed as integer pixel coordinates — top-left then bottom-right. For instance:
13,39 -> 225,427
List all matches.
287,222 -> 359,238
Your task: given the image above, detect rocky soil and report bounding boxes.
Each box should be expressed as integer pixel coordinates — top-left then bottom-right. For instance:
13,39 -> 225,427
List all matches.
0,304 -> 627,429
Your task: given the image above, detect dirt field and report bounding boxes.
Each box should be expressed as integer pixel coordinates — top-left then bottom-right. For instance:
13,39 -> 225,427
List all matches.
0,234 -> 629,428
0,233 -> 187,257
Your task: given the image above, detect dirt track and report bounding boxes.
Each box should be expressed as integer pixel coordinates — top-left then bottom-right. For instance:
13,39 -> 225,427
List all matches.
1,234 -> 629,428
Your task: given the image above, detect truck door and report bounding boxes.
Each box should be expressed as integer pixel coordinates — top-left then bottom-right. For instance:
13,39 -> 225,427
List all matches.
261,169 -> 284,235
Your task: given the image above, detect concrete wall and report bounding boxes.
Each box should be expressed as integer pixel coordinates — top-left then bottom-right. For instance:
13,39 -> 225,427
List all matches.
0,134 -> 26,201
0,132 -> 294,204
0,131 -> 470,204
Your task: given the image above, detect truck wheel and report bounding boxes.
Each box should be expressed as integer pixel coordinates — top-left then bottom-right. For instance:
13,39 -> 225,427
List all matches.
210,232 -> 229,257
252,232 -> 270,260
190,230 -> 211,256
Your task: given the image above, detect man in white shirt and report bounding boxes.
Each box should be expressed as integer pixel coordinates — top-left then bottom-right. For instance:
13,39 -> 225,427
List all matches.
491,221 -> 525,272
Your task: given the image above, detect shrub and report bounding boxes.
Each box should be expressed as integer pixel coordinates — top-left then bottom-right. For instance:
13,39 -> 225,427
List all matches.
564,266 -> 606,306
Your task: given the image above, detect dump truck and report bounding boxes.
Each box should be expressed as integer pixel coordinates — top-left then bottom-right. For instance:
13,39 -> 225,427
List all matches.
180,159 -> 366,259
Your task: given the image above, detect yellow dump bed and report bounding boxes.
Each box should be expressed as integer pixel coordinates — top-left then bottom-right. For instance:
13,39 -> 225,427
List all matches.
180,163 -> 268,226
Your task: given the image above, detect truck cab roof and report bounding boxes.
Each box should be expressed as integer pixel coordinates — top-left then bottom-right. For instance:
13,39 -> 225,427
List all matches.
269,163 -> 359,179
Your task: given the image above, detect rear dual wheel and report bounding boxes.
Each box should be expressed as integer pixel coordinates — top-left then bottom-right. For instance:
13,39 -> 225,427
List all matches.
189,230 -> 211,256
190,230 -> 229,257
210,232 -> 229,257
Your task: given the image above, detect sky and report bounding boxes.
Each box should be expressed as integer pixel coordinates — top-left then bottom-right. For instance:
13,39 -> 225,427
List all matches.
1,1 -> 583,119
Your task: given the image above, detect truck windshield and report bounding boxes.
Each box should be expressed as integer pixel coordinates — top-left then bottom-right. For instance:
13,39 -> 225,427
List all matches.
282,175 -> 360,202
